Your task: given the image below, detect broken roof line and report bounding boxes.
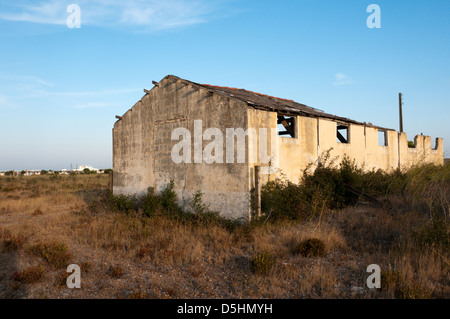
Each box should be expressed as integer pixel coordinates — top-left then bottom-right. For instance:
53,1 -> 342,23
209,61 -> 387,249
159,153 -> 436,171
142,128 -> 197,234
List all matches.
201,84 -> 295,103
164,75 -> 395,132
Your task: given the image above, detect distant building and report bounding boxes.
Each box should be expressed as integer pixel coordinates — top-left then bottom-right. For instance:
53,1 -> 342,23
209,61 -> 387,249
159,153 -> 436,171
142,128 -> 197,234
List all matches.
72,165 -> 99,173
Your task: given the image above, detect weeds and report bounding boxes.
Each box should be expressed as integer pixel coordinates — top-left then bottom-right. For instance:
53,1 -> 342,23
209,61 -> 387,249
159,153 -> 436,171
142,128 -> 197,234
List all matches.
413,215 -> 449,248
127,289 -> 149,299
3,235 -> 27,252
55,271 -> 70,287
294,238 -> 326,257
261,152 -> 449,222
108,266 -> 124,278
381,270 -> 432,299
250,251 -> 276,275
12,266 -> 45,284
30,243 -> 72,269
0,164 -> 448,299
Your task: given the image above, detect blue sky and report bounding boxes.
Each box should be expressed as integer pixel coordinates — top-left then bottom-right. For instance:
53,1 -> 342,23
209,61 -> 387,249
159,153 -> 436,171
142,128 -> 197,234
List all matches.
0,0 -> 449,170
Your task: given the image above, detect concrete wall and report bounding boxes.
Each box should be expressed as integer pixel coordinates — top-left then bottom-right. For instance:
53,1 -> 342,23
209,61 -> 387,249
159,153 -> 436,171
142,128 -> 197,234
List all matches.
398,133 -> 444,168
246,111 -> 444,189
113,76 -> 251,220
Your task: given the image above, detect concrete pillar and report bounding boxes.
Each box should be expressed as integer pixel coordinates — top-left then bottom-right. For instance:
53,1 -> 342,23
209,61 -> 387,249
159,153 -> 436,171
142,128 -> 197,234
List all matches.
254,165 -> 261,218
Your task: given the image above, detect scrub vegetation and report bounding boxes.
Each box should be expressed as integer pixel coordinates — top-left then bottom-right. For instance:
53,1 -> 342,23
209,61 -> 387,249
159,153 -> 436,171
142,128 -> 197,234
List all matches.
0,160 -> 448,299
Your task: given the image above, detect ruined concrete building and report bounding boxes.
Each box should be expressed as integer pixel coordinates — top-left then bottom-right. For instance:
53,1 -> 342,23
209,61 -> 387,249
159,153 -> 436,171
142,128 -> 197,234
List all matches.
113,75 -> 444,220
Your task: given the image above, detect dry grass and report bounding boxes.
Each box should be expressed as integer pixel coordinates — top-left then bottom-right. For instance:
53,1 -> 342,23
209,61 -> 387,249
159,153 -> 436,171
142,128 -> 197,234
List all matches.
12,266 -> 45,284
0,173 -> 448,299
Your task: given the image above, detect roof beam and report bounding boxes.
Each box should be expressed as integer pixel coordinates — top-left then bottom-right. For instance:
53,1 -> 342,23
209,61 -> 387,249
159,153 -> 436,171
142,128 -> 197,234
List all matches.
337,130 -> 347,143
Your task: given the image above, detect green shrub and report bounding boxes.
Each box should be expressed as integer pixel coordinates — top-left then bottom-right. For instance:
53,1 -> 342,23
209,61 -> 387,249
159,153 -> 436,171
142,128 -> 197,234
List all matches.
191,190 -> 208,215
260,149 -> 448,222
294,238 -> 326,257
413,216 -> 449,248
107,192 -> 137,214
250,251 -> 276,275
141,187 -> 161,217
160,180 -> 179,214
261,178 -> 306,220
30,243 -> 72,269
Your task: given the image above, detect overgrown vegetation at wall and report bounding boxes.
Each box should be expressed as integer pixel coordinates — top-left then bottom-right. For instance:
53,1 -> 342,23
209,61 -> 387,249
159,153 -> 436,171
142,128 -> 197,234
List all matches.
261,151 -> 449,223
104,181 -> 239,231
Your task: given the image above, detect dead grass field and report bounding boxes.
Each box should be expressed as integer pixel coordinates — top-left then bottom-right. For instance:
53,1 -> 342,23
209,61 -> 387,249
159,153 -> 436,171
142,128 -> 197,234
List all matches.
0,173 -> 448,299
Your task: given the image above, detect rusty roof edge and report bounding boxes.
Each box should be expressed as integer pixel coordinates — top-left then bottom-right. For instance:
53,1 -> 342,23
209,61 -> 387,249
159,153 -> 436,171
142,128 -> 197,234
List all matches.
163,75 -> 396,132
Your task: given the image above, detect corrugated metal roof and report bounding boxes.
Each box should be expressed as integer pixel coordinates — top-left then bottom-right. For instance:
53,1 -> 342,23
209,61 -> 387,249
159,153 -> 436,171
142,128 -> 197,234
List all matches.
162,75 -> 394,131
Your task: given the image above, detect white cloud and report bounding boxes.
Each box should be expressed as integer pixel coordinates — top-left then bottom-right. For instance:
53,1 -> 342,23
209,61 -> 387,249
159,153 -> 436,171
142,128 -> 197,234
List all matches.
0,0 -> 221,31
333,73 -> 353,86
0,75 -> 52,87
0,0 -> 67,25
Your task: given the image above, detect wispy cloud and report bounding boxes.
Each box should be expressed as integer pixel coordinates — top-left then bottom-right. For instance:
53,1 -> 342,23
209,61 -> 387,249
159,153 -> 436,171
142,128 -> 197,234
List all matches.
0,75 -> 53,87
0,0 -> 67,25
333,73 -> 353,86
0,0 -> 222,31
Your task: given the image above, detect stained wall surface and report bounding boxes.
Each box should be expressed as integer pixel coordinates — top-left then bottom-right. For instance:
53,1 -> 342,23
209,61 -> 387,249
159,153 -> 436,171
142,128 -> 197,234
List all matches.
113,76 -> 251,220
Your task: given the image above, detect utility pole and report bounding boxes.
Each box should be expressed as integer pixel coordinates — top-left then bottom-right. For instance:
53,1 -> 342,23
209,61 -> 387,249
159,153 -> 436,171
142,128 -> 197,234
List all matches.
399,93 -> 403,133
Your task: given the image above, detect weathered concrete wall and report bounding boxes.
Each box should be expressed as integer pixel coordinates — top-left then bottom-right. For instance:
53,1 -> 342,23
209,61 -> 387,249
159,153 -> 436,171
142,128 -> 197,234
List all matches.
245,112 -> 444,192
398,133 -> 444,168
113,76 -> 251,220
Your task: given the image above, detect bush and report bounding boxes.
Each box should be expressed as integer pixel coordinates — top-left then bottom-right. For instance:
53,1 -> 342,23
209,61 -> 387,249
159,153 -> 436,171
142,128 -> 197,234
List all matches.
191,190 -> 208,215
3,235 -> 27,252
160,180 -> 179,214
107,192 -> 137,214
260,149 -> 448,222
381,270 -> 403,291
12,266 -> 45,284
395,283 -> 432,299
141,187 -> 161,217
108,265 -> 124,278
294,238 -> 326,257
261,179 -> 306,220
381,270 -> 432,299
55,271 -> 70,287
413,216 -> 449,248
30,243 -> 72,269
250,251 -> 276,275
